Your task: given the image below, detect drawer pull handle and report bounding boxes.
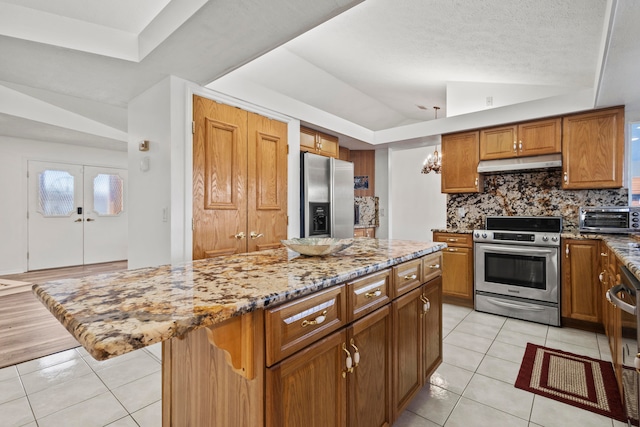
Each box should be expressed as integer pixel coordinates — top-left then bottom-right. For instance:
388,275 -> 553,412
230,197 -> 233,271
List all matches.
428,264 -> 440,269
342,343 -> 353,377
600,252 -> 608,257
448,248 -> 458,252
447,238 -> 458,242
404,274 -> 417,280
301,310 -> 327,328
350,339 -> 360,367
365,289 -> 382,299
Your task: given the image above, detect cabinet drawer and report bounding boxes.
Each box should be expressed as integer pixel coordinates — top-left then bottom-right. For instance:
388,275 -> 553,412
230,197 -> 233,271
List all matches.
348,269 -> 391,322
393,259 -> 422,298
433,232 -> 472,247
265,285 -> 346,366
422,252 -> 442,283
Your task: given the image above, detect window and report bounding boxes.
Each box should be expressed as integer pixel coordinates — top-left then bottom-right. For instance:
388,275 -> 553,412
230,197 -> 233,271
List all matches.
93,173 -> 124,215
38,170 -> 75,216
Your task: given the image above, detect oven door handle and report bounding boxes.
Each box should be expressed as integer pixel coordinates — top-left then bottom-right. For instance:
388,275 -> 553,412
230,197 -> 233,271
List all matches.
607,285 -> 637,315
478,245 -> 556,255
486,297 -> 547,311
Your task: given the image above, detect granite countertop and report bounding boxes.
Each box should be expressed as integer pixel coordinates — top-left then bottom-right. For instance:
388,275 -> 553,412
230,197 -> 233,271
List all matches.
431,228 -> 474,234
33,239 -> 445,361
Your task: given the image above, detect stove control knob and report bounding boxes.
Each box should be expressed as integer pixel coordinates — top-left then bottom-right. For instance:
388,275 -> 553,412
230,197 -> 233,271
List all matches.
482,233 -> 488,238
633,212 -> 639,217
474,232 -> 480,238
551,236 -> 558,242
634,223 -> 639,228
542,236 -> 549,242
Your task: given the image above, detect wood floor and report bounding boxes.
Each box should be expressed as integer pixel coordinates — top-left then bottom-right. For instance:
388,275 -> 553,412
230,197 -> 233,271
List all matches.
0,261 -> 128,368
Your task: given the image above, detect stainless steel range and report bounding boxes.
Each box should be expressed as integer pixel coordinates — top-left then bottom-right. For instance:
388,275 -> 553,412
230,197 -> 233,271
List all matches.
473,216 -> 562,326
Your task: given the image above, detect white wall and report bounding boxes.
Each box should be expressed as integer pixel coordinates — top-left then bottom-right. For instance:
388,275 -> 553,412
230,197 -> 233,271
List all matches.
0,136 -> 126,274
389,145 -> 446,242
446,82 -> 578,117
374,148 -> 389,239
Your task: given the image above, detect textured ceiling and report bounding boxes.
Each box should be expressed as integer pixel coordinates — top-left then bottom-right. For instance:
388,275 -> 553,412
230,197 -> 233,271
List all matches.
236,0 -> 607,130
0,0 -> 638,150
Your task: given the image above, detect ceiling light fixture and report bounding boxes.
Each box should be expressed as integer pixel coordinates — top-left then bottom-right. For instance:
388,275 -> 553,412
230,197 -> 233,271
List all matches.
421,146 -> 442,174
421,106 -> 442,174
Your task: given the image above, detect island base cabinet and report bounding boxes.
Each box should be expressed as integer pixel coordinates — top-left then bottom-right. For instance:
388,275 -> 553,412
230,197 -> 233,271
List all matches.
422,277 -> 443,383
162,311 -> 265,427
267,305 -> 392,427
266,330 -> 347,427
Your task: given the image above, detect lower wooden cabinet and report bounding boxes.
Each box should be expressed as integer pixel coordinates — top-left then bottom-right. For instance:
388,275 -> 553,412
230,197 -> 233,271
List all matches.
266,330 -> 347,427
165,254 -> 442,427
433,232 -> 473,306
267,305 -> 392,427
561,238 -> 601,324
392,277 -> 442,418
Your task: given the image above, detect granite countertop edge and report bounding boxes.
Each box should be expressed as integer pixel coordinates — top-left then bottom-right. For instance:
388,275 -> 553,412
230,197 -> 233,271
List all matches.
32,239 -> 445,361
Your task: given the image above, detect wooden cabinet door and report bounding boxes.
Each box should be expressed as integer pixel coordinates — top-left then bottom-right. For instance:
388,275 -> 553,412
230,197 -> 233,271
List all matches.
441,132 -> 482,193
561,239 -> 600,323
318,133 -> 339,158
517,118 -> 561,157
422,277 -> 442,383
266,329 -> 347,427
193,95 -> 248,259
392,287 -> 422,419
562,107 -> 624,189
348,306 -> 392,427
300,127 -> 317,152
247,113 -> 288,252
479,125 -> 517,160
441,247 -> 473,301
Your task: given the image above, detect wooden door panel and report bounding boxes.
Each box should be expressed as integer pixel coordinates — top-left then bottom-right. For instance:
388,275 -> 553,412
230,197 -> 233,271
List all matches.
247,112 -> 288,253
392,287 -> 422,418
441,132 -> 482,193
193,95 -> 248,260
517,118 -> 561,156
266,329 -> 347,427
441,248 -> 473,299
562,108 -> 623,189
422,278 -> 442,381
349,306 -> 392,427
479,126 -> 517,160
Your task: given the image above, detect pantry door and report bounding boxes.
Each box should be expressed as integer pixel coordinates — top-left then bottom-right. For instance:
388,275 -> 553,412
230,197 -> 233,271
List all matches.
28,161 -> 128,270
28,161 -> 84,270
82,166 -> 128,265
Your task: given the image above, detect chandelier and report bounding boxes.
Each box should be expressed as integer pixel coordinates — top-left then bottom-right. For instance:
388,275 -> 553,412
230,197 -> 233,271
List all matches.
421,146 -> 442,174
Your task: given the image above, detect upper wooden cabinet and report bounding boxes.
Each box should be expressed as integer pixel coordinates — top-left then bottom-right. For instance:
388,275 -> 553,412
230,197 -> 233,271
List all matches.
351,150 -> 375,197
479,118 -> 561,160
562,107 -> 624,189
300,126 -> 339,158
441,131 -> 483,193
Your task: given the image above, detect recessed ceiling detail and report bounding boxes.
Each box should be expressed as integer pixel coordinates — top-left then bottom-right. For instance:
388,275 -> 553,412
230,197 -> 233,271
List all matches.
0,0 -> 206,61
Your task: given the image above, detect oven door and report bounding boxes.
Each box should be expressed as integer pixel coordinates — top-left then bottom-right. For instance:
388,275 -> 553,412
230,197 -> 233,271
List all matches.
475,242 -> 559,303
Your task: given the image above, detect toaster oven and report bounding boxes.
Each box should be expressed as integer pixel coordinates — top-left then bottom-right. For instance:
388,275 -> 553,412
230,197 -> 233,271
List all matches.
579,206 -> 640,233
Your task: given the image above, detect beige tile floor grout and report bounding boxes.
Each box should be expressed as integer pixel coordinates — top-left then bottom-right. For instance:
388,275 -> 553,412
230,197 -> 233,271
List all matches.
0,304 -> 630,426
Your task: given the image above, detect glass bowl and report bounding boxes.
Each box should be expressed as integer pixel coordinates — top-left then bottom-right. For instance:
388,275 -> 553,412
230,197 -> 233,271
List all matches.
281,237 -> 354,256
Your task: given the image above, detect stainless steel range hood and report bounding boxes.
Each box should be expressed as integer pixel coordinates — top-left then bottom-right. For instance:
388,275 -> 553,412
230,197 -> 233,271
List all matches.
477,153 -> 562,174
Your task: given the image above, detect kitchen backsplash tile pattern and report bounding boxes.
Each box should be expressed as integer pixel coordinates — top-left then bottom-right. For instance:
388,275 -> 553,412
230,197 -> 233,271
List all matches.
355,196 -> 379,227
446,170 -> 628,231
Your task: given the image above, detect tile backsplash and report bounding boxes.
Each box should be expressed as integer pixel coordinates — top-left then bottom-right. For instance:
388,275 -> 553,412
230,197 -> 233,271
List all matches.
446,169 -> 628,232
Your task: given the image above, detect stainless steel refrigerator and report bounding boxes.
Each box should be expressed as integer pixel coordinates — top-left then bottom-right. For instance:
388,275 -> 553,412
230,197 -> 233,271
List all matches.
300,152 -> 354,239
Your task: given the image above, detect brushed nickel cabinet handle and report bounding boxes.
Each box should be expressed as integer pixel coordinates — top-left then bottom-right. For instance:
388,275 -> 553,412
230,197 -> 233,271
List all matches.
474,177 -> 479,186
565,244 -> 569,258
513,141 -> 517,152
428,264 -> 440,269
519,141 -> 523,151
563,172 -> 568,183
403,274 -> 417,280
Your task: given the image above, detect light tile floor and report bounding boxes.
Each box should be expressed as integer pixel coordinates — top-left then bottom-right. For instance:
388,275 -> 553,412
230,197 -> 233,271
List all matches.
0,304 -> 629,426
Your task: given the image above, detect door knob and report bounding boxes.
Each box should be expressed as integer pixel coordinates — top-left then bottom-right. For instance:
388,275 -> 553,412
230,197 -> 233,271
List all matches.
250,231 -> 264,240
74,218 -> 83,222
86,218 -> 95,222
234,232 -> 246,240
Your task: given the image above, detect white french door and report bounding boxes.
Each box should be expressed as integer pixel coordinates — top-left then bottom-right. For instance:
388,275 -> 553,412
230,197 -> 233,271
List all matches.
28,161 -> 128,270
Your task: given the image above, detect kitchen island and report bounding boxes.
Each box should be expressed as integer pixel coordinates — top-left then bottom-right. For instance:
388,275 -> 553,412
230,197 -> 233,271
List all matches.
33,239 -> 445,427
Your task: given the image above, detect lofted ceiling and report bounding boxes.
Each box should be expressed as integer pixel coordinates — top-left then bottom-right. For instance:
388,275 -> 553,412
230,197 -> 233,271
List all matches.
0,0 -> 638,151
